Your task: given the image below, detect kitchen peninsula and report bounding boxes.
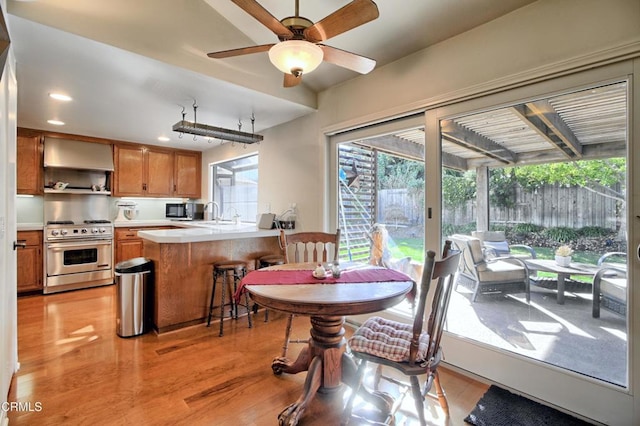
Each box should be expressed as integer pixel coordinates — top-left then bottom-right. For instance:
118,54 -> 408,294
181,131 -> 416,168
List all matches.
137,224 -> 283,333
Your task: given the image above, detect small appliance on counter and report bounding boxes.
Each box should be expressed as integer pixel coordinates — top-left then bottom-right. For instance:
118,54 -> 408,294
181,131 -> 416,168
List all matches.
116,201 -> 139,221
165,202 -> 204,220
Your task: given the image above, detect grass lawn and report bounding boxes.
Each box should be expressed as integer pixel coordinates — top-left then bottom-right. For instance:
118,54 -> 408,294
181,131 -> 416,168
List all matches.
390,238 -> 621,283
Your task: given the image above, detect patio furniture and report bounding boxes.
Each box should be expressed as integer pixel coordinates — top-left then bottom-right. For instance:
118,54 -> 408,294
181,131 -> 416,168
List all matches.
450,234 -> 530,303
343,241 -> 461,426
278,229 -> 340,357
471,230 -> 537,259
593,252 -> 627,318
524,259 -> 596,304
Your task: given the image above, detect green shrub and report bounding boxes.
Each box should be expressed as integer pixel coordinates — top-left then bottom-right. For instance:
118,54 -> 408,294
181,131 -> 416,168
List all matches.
543,226 -> 578,243
442,222 -> 476,236
578,226 -> 610,237
512,222 -> 543,234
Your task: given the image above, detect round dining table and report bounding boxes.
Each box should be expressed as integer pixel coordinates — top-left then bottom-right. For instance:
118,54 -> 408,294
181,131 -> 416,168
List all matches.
242,262 -> 415,426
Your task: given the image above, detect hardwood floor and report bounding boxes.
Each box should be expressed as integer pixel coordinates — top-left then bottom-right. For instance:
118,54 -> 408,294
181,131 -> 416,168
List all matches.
8,286 -> 488,425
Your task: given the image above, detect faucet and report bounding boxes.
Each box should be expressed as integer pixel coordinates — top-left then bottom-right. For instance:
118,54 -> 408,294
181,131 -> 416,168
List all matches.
204,201 -> 220,222
225,207 -> 241,224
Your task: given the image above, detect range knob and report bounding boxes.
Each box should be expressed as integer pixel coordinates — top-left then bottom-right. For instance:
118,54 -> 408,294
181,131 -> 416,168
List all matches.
81,228 -> 88,234
51,229 -> 59,236
60,229 -> 68,236
91,228 -> 99,234
99,228 -> 106,233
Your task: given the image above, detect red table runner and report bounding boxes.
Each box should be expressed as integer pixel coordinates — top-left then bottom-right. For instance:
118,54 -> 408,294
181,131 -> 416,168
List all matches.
234,267 -> 415,302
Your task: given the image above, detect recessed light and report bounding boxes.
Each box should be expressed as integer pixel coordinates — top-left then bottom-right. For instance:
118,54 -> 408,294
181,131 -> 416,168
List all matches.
47,120 -> 65,126
158,136 -> 170,142
49,93 -> 72,102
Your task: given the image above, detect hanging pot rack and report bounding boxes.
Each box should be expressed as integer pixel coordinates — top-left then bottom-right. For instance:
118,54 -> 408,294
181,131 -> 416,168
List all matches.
172,101 -> 263,144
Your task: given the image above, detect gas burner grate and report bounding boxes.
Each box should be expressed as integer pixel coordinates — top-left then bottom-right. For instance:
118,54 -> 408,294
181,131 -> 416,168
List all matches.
84,220 -> 111,224
47,220 -> 74,225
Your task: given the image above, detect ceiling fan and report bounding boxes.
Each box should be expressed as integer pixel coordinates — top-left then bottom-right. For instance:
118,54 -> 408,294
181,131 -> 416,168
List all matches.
207,0 -> 379,87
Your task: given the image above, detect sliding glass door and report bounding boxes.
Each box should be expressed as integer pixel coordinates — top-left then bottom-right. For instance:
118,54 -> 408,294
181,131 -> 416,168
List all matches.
426,62 -> 635,424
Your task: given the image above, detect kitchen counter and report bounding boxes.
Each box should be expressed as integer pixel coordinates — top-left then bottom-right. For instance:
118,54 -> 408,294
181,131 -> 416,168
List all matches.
137,223 -> 281,243
114,219 -> 175,228
17,223 -> 44,231
139,222 -> 284,333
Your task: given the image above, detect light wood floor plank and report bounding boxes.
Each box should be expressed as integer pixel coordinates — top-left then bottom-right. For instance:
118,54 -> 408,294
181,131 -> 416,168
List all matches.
8,285 -> 488,425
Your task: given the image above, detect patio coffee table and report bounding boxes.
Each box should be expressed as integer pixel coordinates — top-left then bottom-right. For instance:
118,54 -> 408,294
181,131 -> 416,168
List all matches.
524,259 -> 598,304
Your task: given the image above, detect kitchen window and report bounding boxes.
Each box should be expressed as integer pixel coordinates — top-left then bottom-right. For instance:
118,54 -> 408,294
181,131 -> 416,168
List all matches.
211,154 -> 258,223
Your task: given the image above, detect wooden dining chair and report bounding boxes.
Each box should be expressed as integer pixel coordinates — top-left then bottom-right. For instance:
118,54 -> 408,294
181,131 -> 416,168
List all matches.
343,241 -> 461,425
278,228 -> 340,358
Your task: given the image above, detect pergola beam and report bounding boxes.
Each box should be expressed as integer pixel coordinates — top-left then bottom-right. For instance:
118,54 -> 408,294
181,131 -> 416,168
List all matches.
441,120 -> 516,164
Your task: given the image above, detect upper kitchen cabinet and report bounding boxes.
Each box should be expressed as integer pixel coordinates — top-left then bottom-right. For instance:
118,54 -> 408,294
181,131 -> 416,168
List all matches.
173,151 -> 201,199
114,145 -> 172,197
17,134 -> 43,195
113,145 -> 200,198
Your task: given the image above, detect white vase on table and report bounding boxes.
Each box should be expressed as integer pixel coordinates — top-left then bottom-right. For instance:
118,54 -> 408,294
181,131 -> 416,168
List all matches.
555,255 -> 571,267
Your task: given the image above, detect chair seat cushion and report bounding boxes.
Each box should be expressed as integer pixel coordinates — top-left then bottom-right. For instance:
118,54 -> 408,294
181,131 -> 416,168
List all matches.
601,277 -> 627,302
477,259 -> 526,282
348,316 -> 429,362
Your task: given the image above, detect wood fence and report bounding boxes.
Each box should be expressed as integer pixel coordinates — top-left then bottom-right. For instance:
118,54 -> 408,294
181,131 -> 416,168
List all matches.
379,183 -> 622,230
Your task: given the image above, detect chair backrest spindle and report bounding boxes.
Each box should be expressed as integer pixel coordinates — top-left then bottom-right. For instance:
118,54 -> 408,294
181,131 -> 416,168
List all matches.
279,229 -> 341,264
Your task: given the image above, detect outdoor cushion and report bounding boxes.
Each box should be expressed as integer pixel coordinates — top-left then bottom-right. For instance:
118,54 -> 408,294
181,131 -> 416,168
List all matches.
601,277 -> 627,302
483,240 -> 511,256
477,259 -> 526,282
349,316 -> 429,362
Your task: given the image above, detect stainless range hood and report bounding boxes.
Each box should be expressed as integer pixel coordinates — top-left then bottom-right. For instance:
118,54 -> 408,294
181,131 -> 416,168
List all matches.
44,137 -> 114,171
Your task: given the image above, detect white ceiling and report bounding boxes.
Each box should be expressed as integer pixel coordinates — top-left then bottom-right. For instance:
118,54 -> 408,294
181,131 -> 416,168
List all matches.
6,0 -> 536,151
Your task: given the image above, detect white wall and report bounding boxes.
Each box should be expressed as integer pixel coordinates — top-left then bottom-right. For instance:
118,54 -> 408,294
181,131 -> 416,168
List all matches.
201,111 -> 322,231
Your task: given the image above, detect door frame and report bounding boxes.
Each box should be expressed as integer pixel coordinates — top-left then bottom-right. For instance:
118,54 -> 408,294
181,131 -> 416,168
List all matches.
424,60 -> 637,425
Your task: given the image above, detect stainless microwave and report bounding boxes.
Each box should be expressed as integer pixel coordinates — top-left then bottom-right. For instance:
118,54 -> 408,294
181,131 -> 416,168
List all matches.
165,203 -> 204,220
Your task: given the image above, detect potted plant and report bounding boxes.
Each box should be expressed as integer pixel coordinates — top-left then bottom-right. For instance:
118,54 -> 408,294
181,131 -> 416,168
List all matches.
555,245 -> 574,266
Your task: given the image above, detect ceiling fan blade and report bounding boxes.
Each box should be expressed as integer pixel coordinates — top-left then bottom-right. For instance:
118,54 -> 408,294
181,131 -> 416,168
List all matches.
318,45 -> 376,74
207,44 -> 275,59
231,0 -> 294,39
283,73 -> 301,87
303,0 -> 379,43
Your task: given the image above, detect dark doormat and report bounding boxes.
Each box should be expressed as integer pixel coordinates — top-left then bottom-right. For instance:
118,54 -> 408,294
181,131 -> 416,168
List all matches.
464,385 -> 592,426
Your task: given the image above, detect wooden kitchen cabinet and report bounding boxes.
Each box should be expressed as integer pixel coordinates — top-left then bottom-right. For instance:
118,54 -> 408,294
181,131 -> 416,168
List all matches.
17,231 -> 43,293
113,145 -> 173,197
17,134 -> 43,195
146,149 -> 174,197
115,226 -> 174,264
173,151 -> 201,198
113,145 -> 200,198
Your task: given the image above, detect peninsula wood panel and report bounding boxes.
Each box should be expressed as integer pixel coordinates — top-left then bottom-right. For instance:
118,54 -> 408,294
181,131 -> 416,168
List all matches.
144,236 -> 282,333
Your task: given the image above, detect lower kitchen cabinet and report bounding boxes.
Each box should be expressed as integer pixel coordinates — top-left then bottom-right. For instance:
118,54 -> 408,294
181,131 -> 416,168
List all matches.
17,230 -> 43,293
115,227 -> 174,264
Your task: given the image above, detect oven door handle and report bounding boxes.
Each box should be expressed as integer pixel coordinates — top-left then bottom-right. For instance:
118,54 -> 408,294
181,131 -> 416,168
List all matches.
47,240 -> 112,249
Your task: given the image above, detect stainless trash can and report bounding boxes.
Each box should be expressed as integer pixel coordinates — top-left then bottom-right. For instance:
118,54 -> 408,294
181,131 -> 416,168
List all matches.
115,257 -> 153,337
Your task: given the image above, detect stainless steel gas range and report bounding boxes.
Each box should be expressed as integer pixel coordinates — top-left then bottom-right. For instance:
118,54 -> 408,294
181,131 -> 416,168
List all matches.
42,190 -> 116,296
44,219 -> 114,294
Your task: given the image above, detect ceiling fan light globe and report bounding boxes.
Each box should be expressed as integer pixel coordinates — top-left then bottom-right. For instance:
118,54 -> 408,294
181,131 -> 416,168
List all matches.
269,40 -> 323,76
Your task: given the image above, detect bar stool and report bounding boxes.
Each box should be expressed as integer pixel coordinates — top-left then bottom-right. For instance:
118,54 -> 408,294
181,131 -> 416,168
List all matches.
207,260 -> 252,336
254,254 -> 285,321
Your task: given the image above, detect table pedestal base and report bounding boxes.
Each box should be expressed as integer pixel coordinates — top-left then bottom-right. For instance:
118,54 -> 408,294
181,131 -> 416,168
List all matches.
272,315 -> 346,426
